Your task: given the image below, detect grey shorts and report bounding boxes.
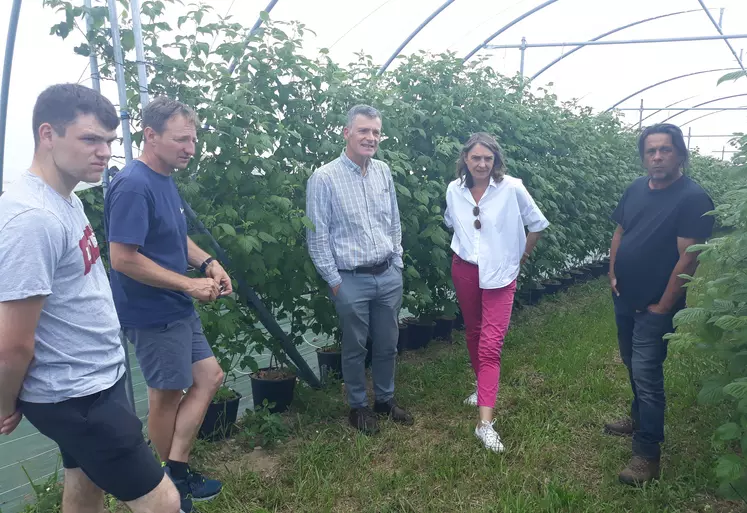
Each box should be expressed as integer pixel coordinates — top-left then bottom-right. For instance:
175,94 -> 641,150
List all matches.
124,311 -> 214,390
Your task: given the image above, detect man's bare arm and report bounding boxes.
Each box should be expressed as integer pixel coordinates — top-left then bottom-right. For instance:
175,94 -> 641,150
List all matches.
110,242 -> 219,301
0,297 -> 43,418
608,225 -> 624,296
650,237 -> 703,313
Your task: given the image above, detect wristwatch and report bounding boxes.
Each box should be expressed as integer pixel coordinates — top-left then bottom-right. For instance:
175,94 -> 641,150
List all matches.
200,257 -> 216,274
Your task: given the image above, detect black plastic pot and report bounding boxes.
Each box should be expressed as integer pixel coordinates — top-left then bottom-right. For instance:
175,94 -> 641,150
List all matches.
569,269 -> 585,283
589,262 -> 606,278
453,310 -> 465,330
558,274 -> 575,290
397,322 -> 414,353
198,391 -> 242,441
316,347 -> 343,383
526,284 -> 546,305
433,316 -> 455,342
250,368 -> 297,414
541,279 -> 562,295
406,319 -> 435,349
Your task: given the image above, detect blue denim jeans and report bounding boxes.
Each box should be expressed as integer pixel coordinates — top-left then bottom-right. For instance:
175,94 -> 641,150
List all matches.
613,295 -> 674,460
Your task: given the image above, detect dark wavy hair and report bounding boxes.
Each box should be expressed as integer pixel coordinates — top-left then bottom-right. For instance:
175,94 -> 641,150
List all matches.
638,123 -> 689,169
456,132 -> 506,188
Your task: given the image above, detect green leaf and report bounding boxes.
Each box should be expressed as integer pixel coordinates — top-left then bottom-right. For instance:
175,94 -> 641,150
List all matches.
716,422 -> 741,441
724,381 -> 747,399
258,232 -> 278,244
716,454 -> 744,482
395,183 -> 412,198
413,190 -> 429,205
698,380 -> 725,404
217,223 -> 236,236
301,216 -> 315,231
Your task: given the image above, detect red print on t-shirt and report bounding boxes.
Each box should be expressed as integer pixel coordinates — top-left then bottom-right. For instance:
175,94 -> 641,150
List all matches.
79,225 -> 101,275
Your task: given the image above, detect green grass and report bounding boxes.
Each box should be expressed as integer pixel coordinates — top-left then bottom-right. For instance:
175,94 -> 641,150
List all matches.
191,279 -> 739,513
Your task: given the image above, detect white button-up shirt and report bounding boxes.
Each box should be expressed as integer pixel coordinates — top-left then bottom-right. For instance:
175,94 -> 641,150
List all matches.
444,175 -> 549,289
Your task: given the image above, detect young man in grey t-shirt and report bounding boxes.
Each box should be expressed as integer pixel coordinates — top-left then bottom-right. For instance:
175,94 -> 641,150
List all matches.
0,84 -> 182,513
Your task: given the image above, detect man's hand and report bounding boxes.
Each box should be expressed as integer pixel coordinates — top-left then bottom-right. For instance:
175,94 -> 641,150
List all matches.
609,273 -> 620,296
0,410 -> 22,435
205,261 -> 233,296
647,303 -> 671,315
520,252 -> 530,266
331,284 -> 340,297
185,278 -> 220,302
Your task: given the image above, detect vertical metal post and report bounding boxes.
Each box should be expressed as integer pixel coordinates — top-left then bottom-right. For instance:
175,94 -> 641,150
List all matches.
718,8 -> 724,29
722,146 -> 726,160
84,0 -> 100,92
638,99 -> 644,130
0,0 -> 23,195
130,0 -> 149,107
687,126 -> 692,150
519,37 -> 527,80
106,0 -> 136,413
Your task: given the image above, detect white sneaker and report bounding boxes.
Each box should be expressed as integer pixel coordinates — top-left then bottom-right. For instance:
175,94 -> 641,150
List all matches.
475,420 -> 504,453
463,391 -> 478,406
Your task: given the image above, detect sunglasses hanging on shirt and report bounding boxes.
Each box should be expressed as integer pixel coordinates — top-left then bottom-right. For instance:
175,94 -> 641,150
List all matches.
473,206 -> 481,230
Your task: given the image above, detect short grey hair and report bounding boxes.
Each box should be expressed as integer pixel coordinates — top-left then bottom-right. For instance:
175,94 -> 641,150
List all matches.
346,104 -> 381,128
142,96 -> 197,134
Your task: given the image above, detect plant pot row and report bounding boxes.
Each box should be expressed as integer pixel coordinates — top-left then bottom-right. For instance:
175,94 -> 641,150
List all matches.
519,257 -> 610,306
198,367 -> 298,441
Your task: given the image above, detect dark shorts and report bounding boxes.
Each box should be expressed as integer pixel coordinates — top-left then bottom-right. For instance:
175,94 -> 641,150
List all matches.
19,377 -> 164,502
124,310 -> 214,390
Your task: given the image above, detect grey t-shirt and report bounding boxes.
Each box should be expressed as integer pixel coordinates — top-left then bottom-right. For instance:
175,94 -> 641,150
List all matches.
0,171 -> 125,403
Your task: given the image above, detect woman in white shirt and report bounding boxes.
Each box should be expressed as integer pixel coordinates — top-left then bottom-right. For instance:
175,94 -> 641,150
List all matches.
444,132 -> 549,452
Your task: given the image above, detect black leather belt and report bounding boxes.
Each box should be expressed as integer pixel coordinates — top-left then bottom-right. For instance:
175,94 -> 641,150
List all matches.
342,260 -> 390,275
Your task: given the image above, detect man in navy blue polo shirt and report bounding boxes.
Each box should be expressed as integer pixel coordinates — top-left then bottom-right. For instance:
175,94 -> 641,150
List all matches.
105,97 -> 232,510
605,123 -> 715,486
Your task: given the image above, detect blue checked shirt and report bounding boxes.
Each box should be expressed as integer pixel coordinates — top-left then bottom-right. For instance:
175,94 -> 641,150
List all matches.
306,151 -> 404,288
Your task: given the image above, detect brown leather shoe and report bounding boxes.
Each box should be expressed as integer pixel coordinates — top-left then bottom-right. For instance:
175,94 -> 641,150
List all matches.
349,407 -> 380,435
619,455 -> 660,486
604,417 -> 635,437
373,398 -> 414,426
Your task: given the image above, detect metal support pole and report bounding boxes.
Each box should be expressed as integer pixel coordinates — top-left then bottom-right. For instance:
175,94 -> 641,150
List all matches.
130,0 -> 149,106
687,127 -> 692,150
227,0 -> 280,75
463,0 -> 559,63
378,0 -> 457,75
662,93 -> 747,123
519,37 -> 527,80
696,0 -> 747,76
617,107 -> 747,111
531,9 -> 701,82
0,0 -> 22,195
638,99 -> 644,130
84,0 -> 100,92
485,33 -> 747,49
722,146 -> 726,160
718,8 -> 724,29
106,0 -> 136,412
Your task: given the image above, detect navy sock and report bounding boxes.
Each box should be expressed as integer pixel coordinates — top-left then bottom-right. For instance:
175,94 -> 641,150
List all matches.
167,460 -> 189,479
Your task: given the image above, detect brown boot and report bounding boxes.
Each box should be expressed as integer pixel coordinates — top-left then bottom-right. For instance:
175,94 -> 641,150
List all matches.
604,417 -> 635,437
349,407 -> 380,435
618,455 -> 660,486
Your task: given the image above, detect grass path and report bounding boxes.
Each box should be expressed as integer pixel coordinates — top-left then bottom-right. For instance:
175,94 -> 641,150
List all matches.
193,279 -> 739,513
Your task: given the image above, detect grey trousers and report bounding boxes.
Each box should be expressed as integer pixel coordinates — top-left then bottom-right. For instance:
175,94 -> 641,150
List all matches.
332,264 -> 403,409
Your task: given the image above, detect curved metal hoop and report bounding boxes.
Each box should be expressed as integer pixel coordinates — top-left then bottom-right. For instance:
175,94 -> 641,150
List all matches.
462,0 -> 559,63
662,93 -> 747,123
606,68 -> 739,112
378,0 -> 457,75
531,9 -> 702,82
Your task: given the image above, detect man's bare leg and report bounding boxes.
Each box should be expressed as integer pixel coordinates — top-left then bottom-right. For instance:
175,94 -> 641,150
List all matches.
61,468 -> 105,513
169,357 -> 223,462
124,473 -> 181,513
147,388 -> 183,462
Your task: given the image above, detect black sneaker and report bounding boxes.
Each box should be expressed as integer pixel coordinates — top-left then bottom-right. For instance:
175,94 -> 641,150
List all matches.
164,466 -> 193,513
374,398 -> 414,425
186,468 -> 222,502
349,407 -> 380,435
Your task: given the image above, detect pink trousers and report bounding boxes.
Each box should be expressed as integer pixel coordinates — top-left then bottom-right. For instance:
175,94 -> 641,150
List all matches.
451,254 -> 516,408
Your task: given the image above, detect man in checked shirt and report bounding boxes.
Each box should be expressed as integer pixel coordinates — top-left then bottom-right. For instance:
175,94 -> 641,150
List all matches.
306,105 -> 413,435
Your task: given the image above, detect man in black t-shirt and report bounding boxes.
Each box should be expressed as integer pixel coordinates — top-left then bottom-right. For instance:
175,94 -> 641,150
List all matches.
604,123 -> 715,486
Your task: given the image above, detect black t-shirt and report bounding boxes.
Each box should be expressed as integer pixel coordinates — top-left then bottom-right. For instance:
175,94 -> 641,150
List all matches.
611,175 -> 715,311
